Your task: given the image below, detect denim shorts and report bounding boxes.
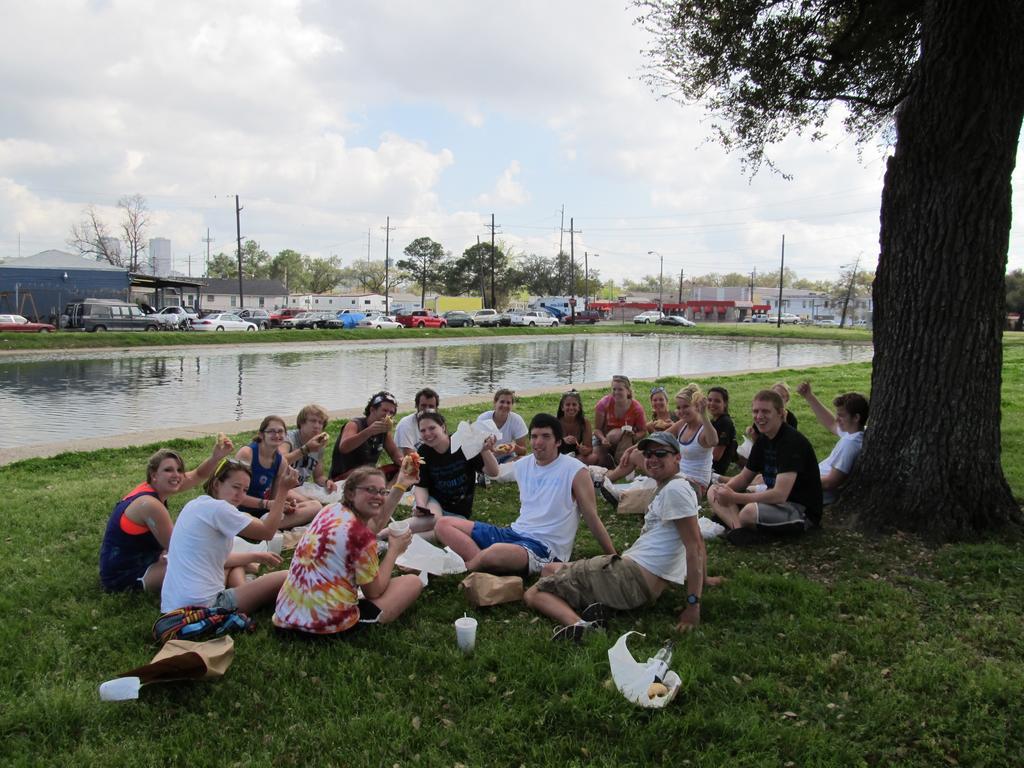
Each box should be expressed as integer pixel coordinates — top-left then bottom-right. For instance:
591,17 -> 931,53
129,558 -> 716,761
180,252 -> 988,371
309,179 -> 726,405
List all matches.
470,522 -> 554,574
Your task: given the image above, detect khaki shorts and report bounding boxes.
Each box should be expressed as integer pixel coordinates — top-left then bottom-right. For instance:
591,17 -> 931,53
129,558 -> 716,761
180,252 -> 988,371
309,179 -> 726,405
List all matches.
533,555 -> 654,613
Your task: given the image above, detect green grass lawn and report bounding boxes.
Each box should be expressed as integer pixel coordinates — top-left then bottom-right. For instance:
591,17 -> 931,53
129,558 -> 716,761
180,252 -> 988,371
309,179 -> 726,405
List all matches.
1,352 -> 1022,767
0,320 -> 877,352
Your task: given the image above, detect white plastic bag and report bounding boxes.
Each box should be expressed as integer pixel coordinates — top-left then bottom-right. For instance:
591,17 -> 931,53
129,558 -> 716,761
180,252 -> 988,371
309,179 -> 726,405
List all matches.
608,632 -> 682,709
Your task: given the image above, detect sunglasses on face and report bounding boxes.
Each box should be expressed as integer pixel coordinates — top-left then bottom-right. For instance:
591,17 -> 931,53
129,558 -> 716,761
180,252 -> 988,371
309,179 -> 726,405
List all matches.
643,449 -> 675,459
371,393 -> 397,407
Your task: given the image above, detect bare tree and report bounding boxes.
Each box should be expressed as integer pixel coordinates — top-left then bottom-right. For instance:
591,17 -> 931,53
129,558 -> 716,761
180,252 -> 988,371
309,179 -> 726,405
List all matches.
118,194 -> 150,272
68,205 -> 124,266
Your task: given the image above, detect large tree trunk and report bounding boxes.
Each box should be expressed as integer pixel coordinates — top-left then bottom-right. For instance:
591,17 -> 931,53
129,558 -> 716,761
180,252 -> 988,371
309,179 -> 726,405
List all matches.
839,0 -> 1024,540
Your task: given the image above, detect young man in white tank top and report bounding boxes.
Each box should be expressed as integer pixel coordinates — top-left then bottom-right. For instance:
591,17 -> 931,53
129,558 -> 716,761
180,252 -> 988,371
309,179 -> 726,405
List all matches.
435,413 -> 617,575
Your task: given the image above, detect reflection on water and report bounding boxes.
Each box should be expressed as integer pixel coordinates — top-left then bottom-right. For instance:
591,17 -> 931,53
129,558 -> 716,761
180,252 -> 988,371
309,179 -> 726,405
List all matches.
0,335 -> 872,448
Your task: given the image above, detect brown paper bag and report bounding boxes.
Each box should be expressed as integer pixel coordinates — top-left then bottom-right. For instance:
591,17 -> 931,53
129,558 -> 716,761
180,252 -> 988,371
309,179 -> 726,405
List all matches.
120,636 -> 235,685
459,573 -> 524,607
617,486 -> 658,515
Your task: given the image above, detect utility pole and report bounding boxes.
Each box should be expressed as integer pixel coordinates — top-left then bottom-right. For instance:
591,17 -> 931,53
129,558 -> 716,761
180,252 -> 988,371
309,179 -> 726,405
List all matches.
367,228 -> 371,263
840,254 -> 861,328
477,236 -> 486,304
187,252 -> 192,277
568,218 -> 582,322
381,217 -> 394,315
486,214 -> 501,309
776,235 -> 785,328
678,268 -> 684,304
202,228 -> 214,277
558,205 -> 565,291
235,195 -> 244,310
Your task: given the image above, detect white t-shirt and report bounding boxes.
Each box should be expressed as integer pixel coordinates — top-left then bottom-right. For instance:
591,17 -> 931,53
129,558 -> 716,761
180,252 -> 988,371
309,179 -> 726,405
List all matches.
511,453 -> 585,562
819,430 -> 864,504
161,495 -> 254,612
476,410 -> 528,445
394,413 -> 421,451
623,475 -> 698,586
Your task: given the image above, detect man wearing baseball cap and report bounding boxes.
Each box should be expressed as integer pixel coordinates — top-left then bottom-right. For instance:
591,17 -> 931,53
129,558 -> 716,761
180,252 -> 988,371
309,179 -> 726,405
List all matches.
524,431 -> 710,642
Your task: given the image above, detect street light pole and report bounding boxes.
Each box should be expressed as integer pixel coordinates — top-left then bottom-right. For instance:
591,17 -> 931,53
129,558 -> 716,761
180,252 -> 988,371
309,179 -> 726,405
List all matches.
648,250 -> 663,310
840,254 -> 860,328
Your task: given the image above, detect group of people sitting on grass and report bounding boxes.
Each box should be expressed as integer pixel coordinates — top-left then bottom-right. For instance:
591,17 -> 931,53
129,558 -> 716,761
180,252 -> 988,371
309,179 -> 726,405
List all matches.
98,374 -> 868,642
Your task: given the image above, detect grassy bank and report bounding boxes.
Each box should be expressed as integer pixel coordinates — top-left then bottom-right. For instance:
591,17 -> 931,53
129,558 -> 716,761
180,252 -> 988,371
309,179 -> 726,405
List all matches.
0,321 -> 875,353
1,355 -> 1021,766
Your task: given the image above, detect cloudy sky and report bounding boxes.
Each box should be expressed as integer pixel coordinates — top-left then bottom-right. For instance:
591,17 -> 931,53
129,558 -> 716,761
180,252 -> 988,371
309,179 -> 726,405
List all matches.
2,0 -> 1021,286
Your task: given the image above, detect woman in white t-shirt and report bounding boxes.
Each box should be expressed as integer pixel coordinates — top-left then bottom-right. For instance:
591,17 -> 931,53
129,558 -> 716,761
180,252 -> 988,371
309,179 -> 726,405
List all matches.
160,458 -> 298,615
476,388 -> 528,462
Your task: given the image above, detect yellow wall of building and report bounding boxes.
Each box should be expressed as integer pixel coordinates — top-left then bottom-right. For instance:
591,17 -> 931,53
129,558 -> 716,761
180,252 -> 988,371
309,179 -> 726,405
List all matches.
433,296 -> 483,313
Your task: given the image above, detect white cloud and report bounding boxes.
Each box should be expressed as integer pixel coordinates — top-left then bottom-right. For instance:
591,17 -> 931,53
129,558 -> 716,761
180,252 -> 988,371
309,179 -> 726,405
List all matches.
476,161 -> 529,207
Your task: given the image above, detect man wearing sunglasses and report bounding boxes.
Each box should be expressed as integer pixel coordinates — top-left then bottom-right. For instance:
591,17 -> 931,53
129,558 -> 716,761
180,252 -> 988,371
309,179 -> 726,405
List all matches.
523,431 -> 708,642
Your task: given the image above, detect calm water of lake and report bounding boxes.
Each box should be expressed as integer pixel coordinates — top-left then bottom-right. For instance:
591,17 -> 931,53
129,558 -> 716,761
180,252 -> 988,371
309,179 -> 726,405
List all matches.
0,334 -> 872,448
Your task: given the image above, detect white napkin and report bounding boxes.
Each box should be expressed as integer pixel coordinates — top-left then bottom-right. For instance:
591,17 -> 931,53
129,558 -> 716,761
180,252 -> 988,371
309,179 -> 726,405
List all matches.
450,419 -> 502,459
395,535 -> 467,575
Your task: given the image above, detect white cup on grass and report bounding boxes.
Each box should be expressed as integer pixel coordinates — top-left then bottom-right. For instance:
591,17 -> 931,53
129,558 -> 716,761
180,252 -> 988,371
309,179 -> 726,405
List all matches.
455,616 -> 477,655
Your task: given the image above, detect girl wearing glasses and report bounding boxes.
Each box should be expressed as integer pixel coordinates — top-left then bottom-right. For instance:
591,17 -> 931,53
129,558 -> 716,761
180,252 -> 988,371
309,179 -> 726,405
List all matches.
99,435 -> 235,594
237,415 -> 321,527
160,458 -> 299,615
556,391 -> 593,462
273,465 -> 423,636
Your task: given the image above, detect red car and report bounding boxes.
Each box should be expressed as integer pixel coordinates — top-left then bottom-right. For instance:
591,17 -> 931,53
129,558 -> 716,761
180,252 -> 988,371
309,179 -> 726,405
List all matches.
394,310 -> 447,329
0,314 -> 56,333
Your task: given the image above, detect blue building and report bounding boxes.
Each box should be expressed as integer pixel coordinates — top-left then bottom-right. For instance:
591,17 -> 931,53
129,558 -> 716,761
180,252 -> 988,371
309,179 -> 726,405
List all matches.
0,250 -> 130,322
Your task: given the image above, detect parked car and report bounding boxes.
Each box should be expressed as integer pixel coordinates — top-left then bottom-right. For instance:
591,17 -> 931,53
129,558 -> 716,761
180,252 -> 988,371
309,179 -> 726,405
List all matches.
766,313 -> 802,325
308,311 -> 343,329
814,318 -> 842,327
237,309 -> 272,329
63,299 -> 161,332
154,306 -> 198,329
497,310 -> 518,327
852,319 -> 871,328
0,314 -> 56,333
270,308 -> 303,328
633,310 -> 664,324
280,312 -> 315,329
357,314 -> 403,330
395,310 -> 447,329
444,310 -> 475,327
191,313 -> 258,332
471,308 -> 501,327
510,310 -> 559,328
656,315 -> 696,327
563,309 -> 601,325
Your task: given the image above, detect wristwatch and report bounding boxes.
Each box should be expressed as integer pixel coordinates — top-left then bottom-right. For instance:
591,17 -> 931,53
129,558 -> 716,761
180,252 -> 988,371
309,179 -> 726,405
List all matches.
686,593 -> 700,606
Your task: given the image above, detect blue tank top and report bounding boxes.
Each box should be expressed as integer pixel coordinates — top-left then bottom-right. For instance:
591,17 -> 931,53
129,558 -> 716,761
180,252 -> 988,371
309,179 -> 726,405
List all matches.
99,483 -> 163,586
241,441 -> 282,515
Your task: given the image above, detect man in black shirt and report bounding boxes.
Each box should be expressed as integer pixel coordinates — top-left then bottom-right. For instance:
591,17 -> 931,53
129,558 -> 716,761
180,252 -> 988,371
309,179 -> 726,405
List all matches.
707,389 -> 822,536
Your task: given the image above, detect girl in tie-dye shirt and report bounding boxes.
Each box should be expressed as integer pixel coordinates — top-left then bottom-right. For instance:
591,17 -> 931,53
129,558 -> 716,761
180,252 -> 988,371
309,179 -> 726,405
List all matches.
273,465 -> 422,635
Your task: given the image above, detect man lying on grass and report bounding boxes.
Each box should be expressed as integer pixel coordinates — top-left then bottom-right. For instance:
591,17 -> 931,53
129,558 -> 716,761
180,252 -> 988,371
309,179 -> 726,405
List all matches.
435,413 -> 616,576
523,431 -> 710,642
